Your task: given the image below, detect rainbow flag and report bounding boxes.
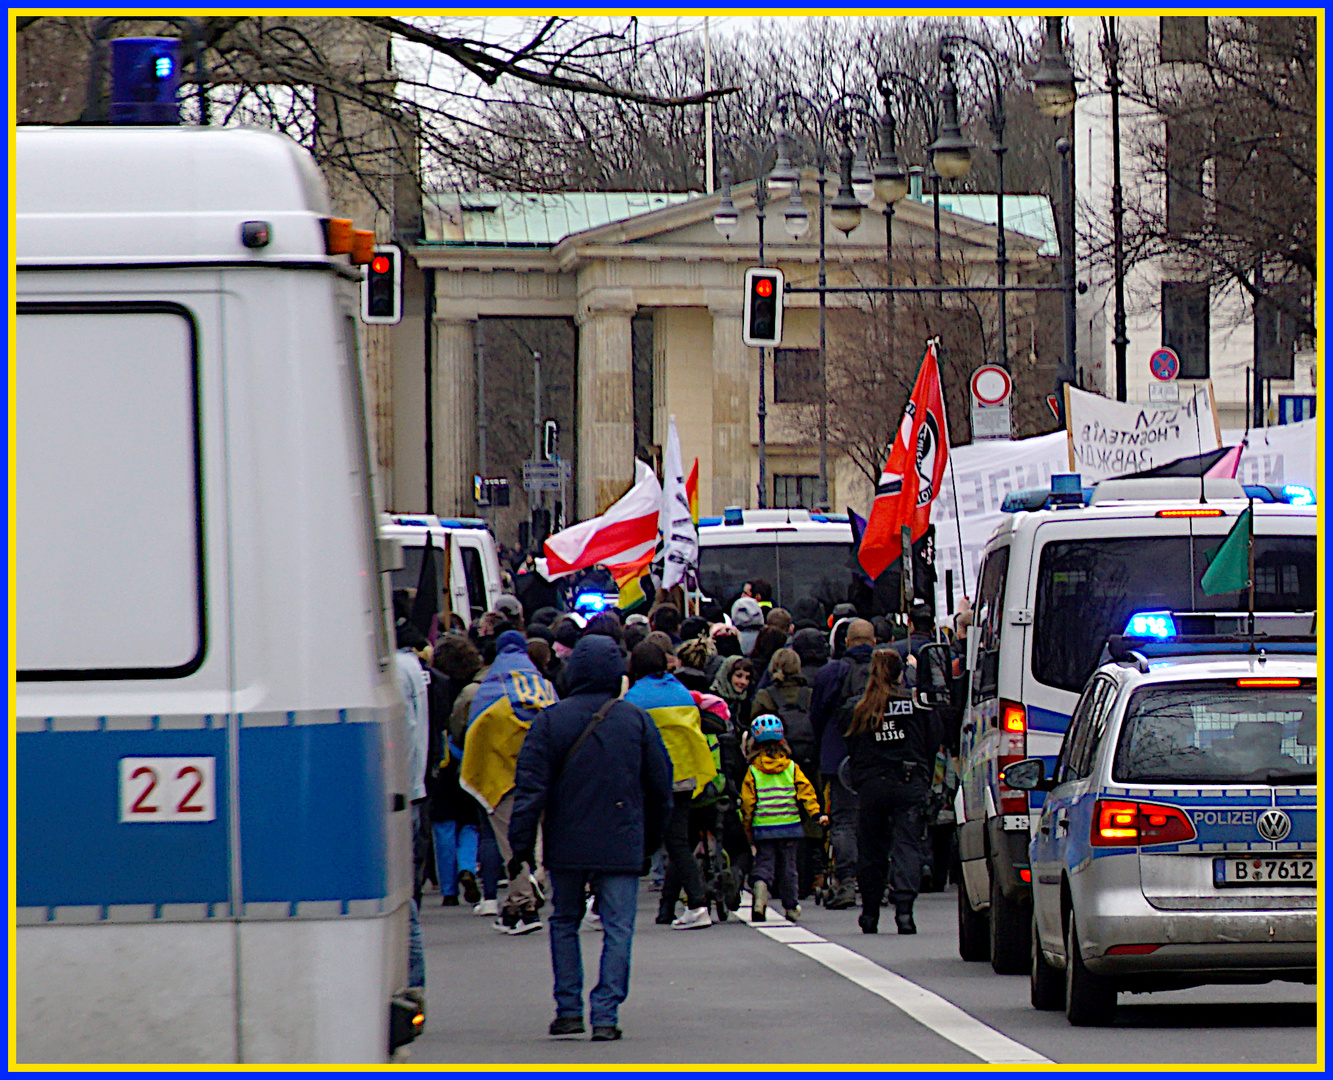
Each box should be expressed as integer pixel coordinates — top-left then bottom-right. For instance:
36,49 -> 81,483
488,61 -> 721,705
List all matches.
611,548 -> 656,611
685,457 -> 699,525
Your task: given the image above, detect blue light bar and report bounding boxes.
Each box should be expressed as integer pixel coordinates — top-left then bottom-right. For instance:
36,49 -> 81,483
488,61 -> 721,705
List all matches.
1281,484 -> 1315,506
1125,611 -> 1177,639
574,591 -> 609,614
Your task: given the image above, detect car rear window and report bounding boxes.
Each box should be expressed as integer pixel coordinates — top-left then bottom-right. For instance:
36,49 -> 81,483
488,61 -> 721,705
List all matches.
1112,680 -> 1316,784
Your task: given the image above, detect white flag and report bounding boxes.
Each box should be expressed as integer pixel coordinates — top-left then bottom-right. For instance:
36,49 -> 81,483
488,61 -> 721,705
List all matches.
659,415 -> 698,591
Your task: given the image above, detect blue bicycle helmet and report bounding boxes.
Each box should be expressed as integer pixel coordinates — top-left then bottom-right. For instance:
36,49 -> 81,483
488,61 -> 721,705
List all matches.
750,713 -> 784,744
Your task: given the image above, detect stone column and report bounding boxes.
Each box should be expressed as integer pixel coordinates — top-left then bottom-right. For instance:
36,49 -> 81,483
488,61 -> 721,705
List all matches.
431,314 -> 476,517
575,289 -> 637,518
707,291 -> 750,512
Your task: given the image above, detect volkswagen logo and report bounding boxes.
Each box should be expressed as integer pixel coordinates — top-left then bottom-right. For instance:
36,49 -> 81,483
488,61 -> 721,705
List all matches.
1257,809 -> 1292,843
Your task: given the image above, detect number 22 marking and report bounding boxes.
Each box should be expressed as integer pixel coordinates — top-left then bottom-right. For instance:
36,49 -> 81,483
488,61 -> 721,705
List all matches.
129,766 -> 159,813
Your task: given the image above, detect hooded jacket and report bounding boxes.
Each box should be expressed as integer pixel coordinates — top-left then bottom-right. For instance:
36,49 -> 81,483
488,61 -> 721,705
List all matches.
710,655 -> 753,731
740,745 -> 821,840
459,630 -> 558,812
509,635 -> 673,872
624,672 -> 718,797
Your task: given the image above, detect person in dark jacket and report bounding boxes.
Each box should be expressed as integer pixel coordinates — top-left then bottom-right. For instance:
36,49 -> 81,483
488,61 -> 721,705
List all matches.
509,635 -> 673,1043
843,649 -> 944,936
808,618 -> 877,909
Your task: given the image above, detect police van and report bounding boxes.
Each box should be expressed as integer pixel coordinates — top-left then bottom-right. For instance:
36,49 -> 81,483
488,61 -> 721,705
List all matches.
697,508 -> 855,613
954,474 -> 1316,975
1004,627 -> 1316,1025
380,513 -> 504,628
17,126 -> 415,1063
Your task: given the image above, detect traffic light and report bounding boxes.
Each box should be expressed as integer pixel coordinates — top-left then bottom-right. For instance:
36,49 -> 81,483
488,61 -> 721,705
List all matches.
361,244 -> 402,324
109,37 -> 182,124
742,267 -> 784,347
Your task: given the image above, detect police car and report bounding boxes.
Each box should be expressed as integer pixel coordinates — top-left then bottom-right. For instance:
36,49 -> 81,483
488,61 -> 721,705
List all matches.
1003,614 -> 1317,1026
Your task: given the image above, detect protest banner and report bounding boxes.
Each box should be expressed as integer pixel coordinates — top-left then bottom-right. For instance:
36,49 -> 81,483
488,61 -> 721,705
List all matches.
1065,383 -> 1220,482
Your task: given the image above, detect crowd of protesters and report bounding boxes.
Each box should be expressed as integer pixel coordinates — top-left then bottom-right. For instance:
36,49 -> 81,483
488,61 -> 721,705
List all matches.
393,569 -> 969,1040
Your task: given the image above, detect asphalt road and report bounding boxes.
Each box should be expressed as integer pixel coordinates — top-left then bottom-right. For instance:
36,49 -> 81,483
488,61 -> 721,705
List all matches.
406,881 -> 1317,1067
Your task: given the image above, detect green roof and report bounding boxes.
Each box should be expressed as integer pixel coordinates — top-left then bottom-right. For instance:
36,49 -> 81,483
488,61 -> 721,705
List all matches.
420,188 -> 1058,255
916,193 -> 1059,257
422,191 -> 696,247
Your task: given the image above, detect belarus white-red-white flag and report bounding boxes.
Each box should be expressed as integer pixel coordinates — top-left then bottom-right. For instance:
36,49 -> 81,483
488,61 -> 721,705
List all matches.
543,460 -> 662,576
858,342 -> 950,580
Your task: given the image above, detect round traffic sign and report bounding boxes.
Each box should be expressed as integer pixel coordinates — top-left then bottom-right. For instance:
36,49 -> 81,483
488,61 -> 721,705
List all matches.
970,364 -> 1013,406
1149,346 -> 1180,381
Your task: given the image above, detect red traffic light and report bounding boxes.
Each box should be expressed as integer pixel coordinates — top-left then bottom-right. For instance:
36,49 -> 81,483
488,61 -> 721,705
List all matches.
754,278 -> 774,298
371,255 -> 391,275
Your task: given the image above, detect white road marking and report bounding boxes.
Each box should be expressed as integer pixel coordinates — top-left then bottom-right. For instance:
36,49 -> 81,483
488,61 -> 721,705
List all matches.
737,894 -> 1053,1065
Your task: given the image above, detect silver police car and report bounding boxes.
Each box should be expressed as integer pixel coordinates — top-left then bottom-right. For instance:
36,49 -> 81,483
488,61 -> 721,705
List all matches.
1004,626 -> 1316,1026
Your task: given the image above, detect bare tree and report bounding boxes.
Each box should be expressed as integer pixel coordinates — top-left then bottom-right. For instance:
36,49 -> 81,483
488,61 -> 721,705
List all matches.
1106,16 -> 1315,338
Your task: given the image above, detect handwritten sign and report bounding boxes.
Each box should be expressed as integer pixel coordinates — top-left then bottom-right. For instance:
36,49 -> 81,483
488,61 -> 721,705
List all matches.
1065,384 -> 1219,482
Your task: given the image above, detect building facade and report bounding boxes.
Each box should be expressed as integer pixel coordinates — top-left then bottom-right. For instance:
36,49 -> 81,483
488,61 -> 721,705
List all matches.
401,180 -> 1056,536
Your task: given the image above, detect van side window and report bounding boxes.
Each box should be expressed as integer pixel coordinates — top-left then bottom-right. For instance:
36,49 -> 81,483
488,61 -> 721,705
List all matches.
972,546 -> 1010,699
17,302 -> 205,680
459,544 -> 488,620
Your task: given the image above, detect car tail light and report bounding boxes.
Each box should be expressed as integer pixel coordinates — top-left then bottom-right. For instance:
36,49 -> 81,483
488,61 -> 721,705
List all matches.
1237,677 -> 1301,688
1105,943 -> 1161,955
1091,799 -> 1197,847
997,700 -> 1028,815
1155,508 -> 1224,517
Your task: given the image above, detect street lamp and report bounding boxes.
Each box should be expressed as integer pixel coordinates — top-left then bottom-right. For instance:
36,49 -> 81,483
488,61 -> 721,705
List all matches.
878,69 -> 945,292
715,137 -> 786,508
768,93 -> 878,510
935,34 -> 1012,369
1029,16 -> 1080,417
927,51 -> 974,181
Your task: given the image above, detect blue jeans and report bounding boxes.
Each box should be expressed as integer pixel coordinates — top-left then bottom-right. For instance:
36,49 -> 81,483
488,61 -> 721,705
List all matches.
548,870 -> 638,1028
478,815 -> 503,900
407,897 -> 424,989
433,821 -> 479,897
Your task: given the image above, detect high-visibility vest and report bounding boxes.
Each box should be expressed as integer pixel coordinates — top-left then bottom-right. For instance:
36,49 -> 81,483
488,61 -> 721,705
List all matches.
750,761 -> 800,829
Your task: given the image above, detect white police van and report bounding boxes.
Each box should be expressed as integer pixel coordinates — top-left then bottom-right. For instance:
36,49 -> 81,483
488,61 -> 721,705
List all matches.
1006,624 -> 1316,1025
955,474 -> 1316,975
380,513 -> 504,628
16,126 -> 416,1063
697,508 -> 856,614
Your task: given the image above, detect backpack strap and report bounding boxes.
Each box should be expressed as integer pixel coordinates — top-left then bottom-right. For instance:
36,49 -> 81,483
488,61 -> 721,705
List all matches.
557,695 -> 620,779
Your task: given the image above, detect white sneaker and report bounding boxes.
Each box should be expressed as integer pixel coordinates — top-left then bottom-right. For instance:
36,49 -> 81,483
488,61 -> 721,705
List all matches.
581,897 -> 603,932
473,899 -> 499,917
671,905 -> 713,930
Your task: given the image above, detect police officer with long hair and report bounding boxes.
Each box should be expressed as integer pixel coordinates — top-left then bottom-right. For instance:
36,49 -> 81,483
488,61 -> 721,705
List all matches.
843,649 -> 943,935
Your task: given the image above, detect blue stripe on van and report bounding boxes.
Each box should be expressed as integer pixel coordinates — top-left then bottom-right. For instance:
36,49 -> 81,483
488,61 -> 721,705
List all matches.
1027,704 -> 1071,734
238,723 -> 387,904
17,721 -> 389,912
17,729 -> 230,909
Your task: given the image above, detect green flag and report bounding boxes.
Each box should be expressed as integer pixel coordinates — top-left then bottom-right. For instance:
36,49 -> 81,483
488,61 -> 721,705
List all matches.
1200,507 -> 1252,595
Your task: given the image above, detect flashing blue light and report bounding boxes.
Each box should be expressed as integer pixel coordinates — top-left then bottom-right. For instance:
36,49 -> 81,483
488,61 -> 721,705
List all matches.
154,56 -> 174,78
1282,484 -> 1315,507
574,591 -> 609,615
723,506 -> 745,526
1125,611 -> 1177,639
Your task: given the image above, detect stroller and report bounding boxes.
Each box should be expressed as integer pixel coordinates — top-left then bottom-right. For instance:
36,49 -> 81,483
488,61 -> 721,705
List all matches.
690,693 -> 750,921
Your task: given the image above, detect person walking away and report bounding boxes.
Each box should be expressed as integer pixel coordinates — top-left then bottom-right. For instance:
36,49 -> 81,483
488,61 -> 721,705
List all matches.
509,635 -> 673,1043
460,629 -> 559,934
741,714 -> 826,921
730,595 -> 765,656
843,649 -> 944,935
751,648 -> 822,898
624,640 -> 719,929
393,619 -> 431,1014
429,634 -> 485,907
808,618 -> 877,909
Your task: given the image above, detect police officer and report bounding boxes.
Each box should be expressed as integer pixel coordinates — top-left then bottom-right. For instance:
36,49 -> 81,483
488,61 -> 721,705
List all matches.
842,647 -> 943,934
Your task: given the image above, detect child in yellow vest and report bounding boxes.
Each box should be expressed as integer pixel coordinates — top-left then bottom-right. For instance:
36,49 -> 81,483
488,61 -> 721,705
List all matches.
740,714 -> 827,922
